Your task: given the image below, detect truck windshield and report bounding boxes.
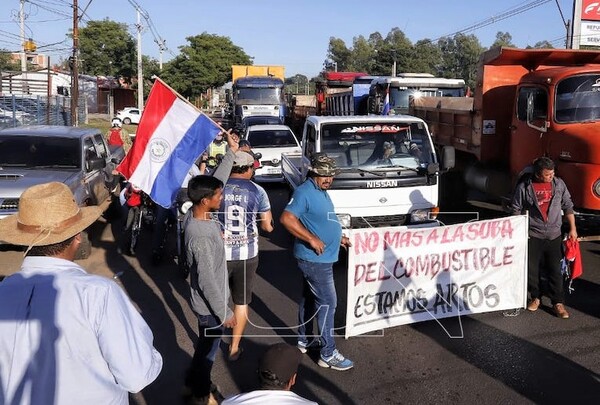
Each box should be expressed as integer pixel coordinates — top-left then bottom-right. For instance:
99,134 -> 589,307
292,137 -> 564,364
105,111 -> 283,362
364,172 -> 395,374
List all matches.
236,88 -> 282,105
0,136 -> 80,168
555,74 -> 600,123
319,122 -> 433,171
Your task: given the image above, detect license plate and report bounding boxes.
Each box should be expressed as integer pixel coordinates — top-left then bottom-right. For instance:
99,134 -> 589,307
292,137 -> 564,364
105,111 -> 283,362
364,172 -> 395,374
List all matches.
267,168 -> 281,174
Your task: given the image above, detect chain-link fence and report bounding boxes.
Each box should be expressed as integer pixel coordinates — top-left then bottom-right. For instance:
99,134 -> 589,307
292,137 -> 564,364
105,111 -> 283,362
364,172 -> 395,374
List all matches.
0,94 -> 86,129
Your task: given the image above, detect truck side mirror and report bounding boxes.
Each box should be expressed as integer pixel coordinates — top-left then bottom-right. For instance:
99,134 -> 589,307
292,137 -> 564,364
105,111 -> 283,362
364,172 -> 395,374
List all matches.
87,155 -> 106,171
440,146 -> 455,171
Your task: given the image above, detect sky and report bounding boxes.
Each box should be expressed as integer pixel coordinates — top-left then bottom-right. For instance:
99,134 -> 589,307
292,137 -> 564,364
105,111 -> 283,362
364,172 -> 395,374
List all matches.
0,0 -> 575,78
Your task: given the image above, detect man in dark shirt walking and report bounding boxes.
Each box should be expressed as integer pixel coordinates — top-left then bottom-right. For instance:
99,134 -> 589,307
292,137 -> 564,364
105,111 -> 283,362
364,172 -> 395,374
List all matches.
510,157 -> 577,319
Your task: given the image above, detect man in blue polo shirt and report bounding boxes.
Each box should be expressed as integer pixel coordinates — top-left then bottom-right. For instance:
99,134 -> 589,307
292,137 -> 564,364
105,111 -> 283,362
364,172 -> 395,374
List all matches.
280,153 -> 353,371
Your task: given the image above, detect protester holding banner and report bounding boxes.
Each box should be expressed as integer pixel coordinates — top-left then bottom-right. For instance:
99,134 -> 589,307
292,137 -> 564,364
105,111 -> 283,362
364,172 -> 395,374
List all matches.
218,151 -> 274,362
510,156 -> 577,319
280,153 -> 354,371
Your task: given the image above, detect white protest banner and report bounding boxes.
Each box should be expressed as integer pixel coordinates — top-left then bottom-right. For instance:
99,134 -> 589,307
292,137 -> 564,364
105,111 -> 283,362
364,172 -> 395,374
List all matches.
345,216 -> 528,338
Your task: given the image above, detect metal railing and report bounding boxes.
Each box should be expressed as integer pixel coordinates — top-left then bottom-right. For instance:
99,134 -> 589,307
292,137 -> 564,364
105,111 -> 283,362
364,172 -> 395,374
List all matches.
0,94 -> 86,128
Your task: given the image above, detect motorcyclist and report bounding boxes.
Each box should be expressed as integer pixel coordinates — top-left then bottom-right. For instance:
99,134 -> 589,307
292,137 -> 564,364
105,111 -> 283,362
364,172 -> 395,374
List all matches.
106,118 -> 132,153
206,133 -> 228,168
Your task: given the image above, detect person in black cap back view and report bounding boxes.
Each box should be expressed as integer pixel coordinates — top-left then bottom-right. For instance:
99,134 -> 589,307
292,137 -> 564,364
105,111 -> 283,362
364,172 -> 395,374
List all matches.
222,343 -> 318,404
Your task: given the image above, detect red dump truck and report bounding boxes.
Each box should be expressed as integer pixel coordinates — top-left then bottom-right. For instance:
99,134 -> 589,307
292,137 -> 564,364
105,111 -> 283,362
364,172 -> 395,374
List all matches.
410,46 -> 600,214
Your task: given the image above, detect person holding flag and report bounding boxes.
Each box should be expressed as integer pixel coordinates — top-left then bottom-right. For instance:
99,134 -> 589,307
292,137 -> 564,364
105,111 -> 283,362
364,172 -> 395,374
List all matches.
116,77 -> 227,210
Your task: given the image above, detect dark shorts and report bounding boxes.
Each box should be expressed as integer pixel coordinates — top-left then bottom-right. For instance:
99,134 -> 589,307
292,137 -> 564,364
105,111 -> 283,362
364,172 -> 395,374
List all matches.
228,255 -> 259,305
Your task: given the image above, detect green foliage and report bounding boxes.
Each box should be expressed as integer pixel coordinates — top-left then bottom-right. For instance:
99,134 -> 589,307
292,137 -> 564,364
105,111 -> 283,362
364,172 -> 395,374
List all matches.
0,50 -> 19,70
528,40 -> 555,49
324,28 -> 560,89
437,33 -> 484,88
285,74 -> 312,95
160,33 -> 251,98
491,31 -> 516,48
78,19 -> 136,78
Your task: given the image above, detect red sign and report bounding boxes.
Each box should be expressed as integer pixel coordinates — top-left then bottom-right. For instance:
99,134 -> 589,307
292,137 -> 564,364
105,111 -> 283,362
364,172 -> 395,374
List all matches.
583,0 -> 600,21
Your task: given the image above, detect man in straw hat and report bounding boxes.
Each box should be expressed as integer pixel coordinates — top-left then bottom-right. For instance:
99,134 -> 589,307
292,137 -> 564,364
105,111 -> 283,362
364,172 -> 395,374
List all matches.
222,343 -> 317,404
0,182 -> 163,404
280,153 -> 354,371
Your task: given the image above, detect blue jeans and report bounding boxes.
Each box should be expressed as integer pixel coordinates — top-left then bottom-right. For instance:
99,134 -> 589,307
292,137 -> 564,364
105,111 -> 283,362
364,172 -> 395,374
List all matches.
297,259 -> 337,357
186,315 -> 222,398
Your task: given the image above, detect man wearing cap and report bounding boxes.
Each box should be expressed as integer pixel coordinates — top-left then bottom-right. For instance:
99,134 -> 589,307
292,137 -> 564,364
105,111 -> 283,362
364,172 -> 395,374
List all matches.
217,151 -> 273,361
0,182 -> 162,404
280,153 -> 354,371
222,343 -> 317,404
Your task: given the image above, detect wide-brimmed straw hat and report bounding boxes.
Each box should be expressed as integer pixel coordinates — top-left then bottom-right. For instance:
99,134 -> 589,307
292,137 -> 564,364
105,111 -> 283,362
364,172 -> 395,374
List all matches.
0,182 -> 102,246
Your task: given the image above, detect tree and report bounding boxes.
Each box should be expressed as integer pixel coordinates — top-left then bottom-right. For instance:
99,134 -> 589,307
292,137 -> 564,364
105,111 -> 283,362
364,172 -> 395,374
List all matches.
491,31 -> 516,48
407,40 -> 442,75
438,33 -> 484,88
78,19 -> 136,78
348,35 -> 375,73
0,51 -> 19,71
528,40 -> 554,49
325,37 -> 352,72
141,55 -> 161,98
160,33 -> 251,98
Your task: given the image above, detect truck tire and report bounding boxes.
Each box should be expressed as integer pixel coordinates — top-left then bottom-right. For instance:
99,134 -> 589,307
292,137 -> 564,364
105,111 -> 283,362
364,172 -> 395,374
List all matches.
74,230 -> 92,260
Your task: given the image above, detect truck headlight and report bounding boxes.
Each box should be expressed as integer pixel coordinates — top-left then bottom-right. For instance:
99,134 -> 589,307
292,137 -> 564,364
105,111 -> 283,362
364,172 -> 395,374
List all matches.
336,214 -> 351,229
411,208 -> 438,223
594,179 -> 600,198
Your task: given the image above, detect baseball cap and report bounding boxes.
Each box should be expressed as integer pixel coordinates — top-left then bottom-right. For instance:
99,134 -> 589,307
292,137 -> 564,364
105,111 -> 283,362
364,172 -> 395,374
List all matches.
259,343 -> 302,384
233,151 -> 255,167
309,153 -> 340,176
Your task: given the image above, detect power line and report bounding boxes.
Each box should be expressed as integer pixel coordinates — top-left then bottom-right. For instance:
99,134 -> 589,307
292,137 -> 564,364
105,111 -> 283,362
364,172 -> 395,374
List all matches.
430,0 -> 553,43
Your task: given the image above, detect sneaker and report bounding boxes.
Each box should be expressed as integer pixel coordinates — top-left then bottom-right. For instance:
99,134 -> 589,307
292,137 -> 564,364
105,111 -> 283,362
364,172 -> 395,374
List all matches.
297,339 -> 323,354
553,303 -> 570,319
527,298 -> 540,311
317,349 -> 354,371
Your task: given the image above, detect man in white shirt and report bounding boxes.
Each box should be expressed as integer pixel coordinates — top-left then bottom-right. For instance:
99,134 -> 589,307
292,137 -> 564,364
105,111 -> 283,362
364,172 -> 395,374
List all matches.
222,343 -> 318,404
0,182 -> 163,405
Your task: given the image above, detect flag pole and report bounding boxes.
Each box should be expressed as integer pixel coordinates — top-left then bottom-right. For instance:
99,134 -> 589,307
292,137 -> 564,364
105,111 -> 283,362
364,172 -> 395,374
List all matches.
150,75 -> 230,134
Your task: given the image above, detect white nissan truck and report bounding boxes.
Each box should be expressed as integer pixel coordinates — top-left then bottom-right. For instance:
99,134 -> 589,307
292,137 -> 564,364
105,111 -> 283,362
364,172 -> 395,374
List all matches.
281,115 -> 454,229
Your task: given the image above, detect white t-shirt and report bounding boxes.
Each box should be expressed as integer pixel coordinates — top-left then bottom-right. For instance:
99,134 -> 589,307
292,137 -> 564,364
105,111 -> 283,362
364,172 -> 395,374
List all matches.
222,390 -> 318,405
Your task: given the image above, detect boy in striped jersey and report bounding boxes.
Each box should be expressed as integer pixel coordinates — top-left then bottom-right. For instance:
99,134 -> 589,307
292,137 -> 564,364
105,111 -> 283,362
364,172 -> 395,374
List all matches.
218,151 -> 274,361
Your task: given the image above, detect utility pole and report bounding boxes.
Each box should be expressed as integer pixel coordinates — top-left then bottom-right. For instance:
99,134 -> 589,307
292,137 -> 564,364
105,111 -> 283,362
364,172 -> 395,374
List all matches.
572,0 -> 582,49
136,9 -> 143,110
19,0 -> 27,93
19,0 -> 26,72
71,0 -> 79,126
156,39 -> 166,70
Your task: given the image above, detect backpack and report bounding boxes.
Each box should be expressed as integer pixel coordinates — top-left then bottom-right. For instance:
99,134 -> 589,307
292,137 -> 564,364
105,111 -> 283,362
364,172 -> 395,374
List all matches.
108,128 -> 124,146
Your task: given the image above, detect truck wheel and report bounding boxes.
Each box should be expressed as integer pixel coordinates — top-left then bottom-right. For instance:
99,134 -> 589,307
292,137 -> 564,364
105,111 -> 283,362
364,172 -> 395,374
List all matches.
74,230 -> 92,260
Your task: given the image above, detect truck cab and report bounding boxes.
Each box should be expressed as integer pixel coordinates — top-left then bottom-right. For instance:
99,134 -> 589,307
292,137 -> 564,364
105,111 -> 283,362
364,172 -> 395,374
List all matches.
282,115 -> 454,228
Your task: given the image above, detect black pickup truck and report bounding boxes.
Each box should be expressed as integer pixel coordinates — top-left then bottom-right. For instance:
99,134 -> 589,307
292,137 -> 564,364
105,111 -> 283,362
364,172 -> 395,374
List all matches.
0,126 -> 125,255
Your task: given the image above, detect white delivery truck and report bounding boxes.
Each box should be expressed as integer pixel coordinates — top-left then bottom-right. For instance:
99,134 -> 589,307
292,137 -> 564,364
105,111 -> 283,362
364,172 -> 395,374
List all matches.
281,115 -> 454,229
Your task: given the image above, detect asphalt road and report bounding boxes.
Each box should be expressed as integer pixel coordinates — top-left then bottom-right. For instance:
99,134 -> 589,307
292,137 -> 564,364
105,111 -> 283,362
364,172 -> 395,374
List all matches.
1,183 -> 599,404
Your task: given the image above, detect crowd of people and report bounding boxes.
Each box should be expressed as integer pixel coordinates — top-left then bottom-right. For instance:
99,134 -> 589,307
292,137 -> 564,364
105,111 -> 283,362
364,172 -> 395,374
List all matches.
0,117 -> 580,404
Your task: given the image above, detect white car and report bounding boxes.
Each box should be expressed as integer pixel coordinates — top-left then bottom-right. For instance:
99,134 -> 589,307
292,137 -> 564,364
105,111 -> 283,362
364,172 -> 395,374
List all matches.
244,124 -> 301,182
116,107 -> 141,125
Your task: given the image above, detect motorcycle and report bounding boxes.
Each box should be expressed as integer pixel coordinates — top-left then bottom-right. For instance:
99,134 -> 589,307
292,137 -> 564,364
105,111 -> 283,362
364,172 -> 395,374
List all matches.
120,184 -> 155,256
